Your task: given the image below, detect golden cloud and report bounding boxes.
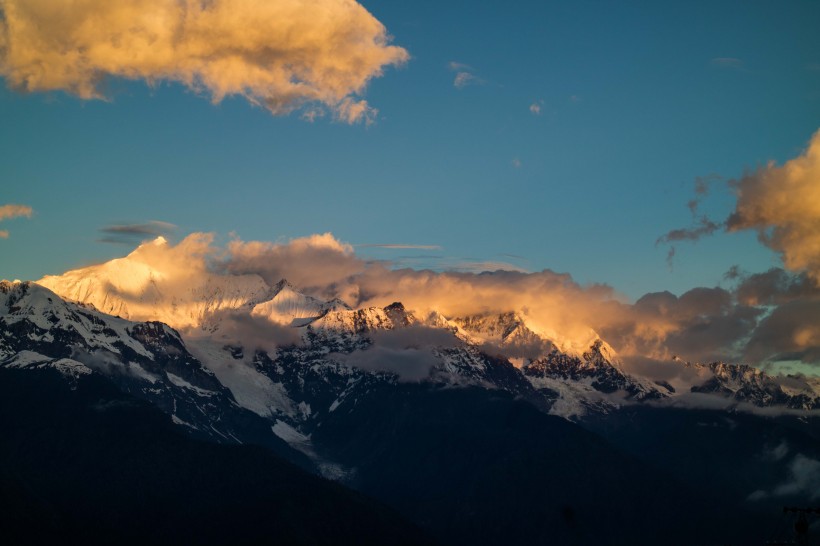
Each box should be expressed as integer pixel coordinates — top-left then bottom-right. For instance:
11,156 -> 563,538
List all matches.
728,130 -> 820,282
0,0 -> 408,123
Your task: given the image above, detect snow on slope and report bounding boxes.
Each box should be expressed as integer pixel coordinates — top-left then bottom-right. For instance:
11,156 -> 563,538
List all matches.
0,279 -> 154,360
251,279 -> 350,327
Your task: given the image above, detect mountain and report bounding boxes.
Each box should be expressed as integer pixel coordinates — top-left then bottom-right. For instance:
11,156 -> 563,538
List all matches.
0,279 -> 309,467
251,279 -> 350,327
37,237 -> 272,330
6,255 -> 820,544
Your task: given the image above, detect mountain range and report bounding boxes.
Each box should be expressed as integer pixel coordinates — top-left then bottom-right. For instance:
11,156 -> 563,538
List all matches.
3,238 -> 820,544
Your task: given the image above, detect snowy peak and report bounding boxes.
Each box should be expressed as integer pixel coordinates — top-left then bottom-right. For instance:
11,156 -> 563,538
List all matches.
310,302 -> 417,335
525,339 -> 662,401
683,360 -> 820,410
252,279 -> 328,327
451,312 -> 550,354
37,253 -> 272,329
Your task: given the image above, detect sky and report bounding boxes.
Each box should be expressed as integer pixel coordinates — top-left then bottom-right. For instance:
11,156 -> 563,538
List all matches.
1,0 -> 819,353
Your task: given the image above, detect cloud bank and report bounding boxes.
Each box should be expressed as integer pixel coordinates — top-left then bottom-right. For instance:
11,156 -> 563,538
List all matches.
0,0 -> 408,123
41,229 -> 820,373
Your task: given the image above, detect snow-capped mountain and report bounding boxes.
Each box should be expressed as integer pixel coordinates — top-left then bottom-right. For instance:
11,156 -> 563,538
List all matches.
4,267 -> 820,546
681,359 -> 820,410
37,237 -> 273,330
0,280 -> 306,464
251,279 -> 350,327
30,248 -> 820,422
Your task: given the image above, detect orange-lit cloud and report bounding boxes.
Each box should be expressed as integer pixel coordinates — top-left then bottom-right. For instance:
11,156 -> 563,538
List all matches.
661,130 -> 820,283
727,129 -> 820,283
0,0 -> 408,123
37,232 -> 820,370
0,203 -> 32,221
0,203 -> 33,239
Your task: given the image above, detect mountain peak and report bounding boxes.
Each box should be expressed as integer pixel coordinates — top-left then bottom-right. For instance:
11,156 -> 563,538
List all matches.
272,279 -> 295,293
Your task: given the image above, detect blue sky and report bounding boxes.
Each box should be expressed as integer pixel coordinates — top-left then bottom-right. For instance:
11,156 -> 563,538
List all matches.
1,0 -> 819,300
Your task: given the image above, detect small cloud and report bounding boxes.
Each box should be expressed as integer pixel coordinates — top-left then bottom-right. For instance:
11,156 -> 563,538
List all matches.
710,57 -> 745,70
301,108 -> 325,123
0,204 -> 33,221
807,63 -> 820,72
335,98 -> 377,125
454,72 -> 478,88
569,95 -> 582,103
449,61 -> 483,89
0,203 -> 34,239
529,100 -> 543,115
98,220 -> 177,245
357,244 -> 444,250
512,158 -> 522,168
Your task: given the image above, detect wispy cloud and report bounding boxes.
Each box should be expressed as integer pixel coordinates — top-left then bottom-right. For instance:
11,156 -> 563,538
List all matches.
512,158 -> 522,168
710,57 -> 745,70
449,61 -> 483,89
0,0 -> 408,124
529,100 -> 543,115
357,244 -> 444,250
0,203 -> 33,239
98,220 -> 177,245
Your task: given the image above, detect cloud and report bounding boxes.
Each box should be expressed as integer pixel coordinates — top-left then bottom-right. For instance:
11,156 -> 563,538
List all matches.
220,233 -> 367,304
356,244 -> 443,250
0,204 -> 32,220
662,129 -> 820,284
512,158 -> 522,168
333,325 -> 460,381
744,299 -> 820,365
529,100 -> 543,115
726,129 -> 820,282
710,57 -> 745,70
0,0 -> 408,123
753,454 -> 820,501
98,220 -> 177,245
0,203 -> 33,239
449,61 -> 482,89
38,231 -> 820,372
207,310 -> 304,354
